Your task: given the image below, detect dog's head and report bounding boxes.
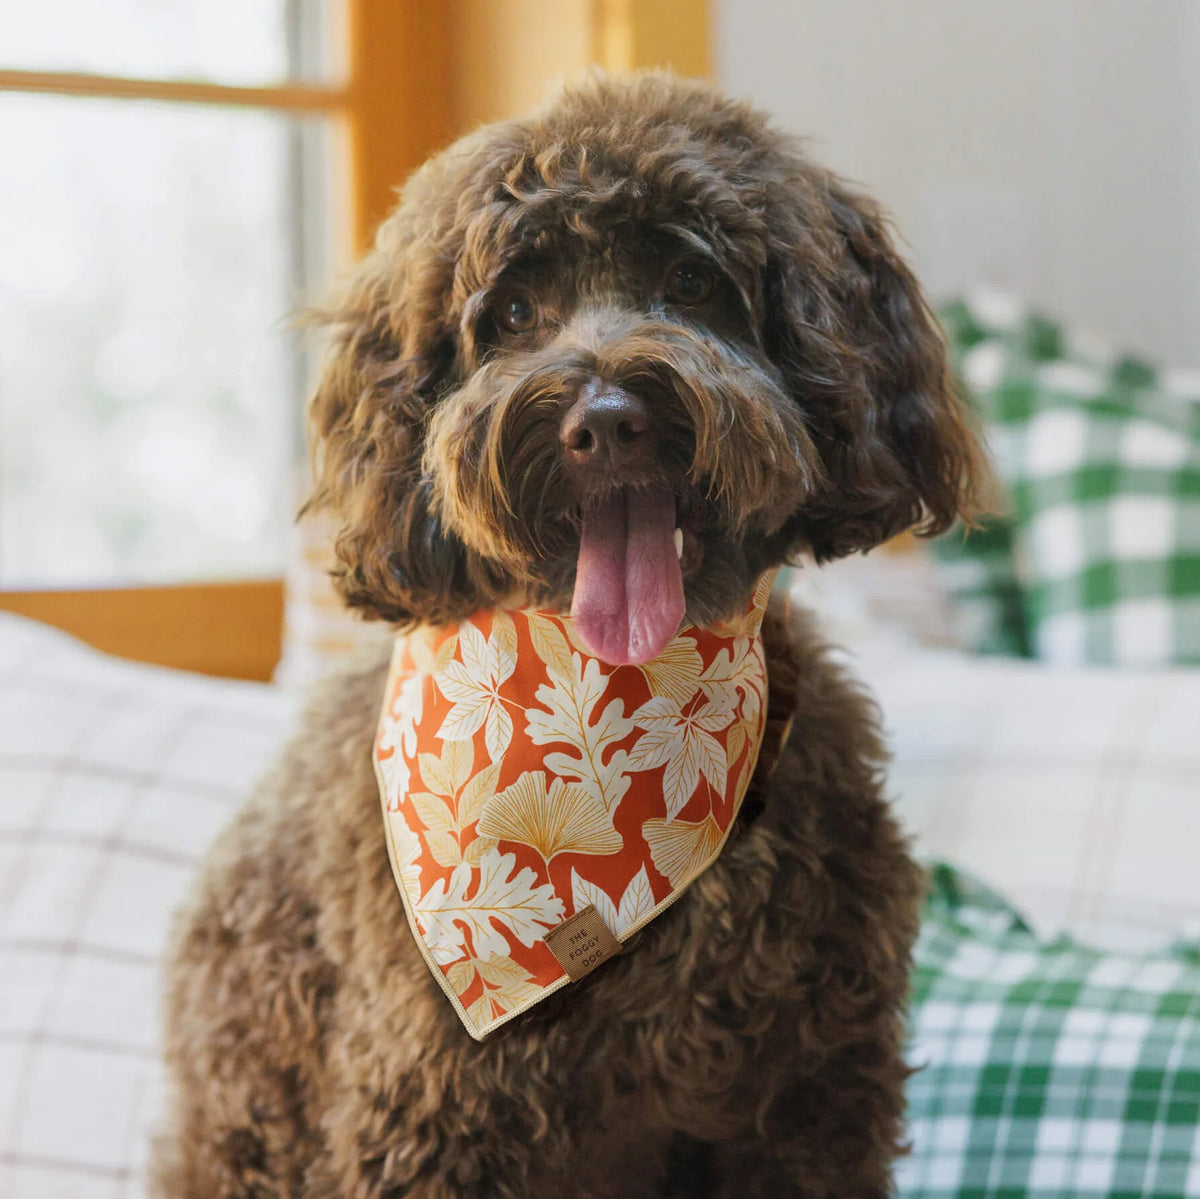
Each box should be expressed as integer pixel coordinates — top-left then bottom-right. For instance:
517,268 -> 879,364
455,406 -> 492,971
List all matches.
307,73 -> 986,664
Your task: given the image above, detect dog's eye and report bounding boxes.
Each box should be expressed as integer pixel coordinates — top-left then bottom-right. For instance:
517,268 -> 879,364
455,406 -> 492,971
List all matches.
664,261 -> 716,307
496,291 -> 540,334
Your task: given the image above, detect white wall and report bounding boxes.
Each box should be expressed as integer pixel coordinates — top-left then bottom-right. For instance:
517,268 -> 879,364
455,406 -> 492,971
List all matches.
717,0 -> 1200,367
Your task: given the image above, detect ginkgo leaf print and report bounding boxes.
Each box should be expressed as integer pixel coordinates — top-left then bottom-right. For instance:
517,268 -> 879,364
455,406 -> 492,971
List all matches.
526,655 -> 634,812
416,849 -> 564,964
477,771 -> 620,861
625,694 -> 736,820
435,615 -> 517,758
643,815 -> 723,889
639,635 -> 703,708
571,864 -> 655,935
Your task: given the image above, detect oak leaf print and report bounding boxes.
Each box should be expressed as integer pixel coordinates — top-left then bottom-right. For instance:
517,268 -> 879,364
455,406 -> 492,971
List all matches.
700,635 -> 766,729
415,849 -> 564,964
570,865 -> 655,935
625,694 -> 735,820
389,817 -> 424,897
477,770 -> 620,861
526,655 -> 634,812
435,613 -> 517,758
378,671 -> 424,809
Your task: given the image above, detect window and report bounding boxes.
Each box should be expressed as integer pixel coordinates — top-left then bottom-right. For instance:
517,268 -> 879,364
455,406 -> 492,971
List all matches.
0,0 -> 338,586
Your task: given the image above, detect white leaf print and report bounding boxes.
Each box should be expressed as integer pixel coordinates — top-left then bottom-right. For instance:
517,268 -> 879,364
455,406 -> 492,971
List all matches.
389,816 -> 424,897
570,865 -> 656,936
487,610 -> 518,683
416,850 -> 564,963
626,694 -> 735,820
616,866 -> 655,930
378,672 -> 425,810
569,868 -> 619,932
434,618 -> 517,755
526,655 -> 634,812
434,665 -> 491,741
700,635 -> 766,728
458,620 -> 489,679
484,699 -> 514,761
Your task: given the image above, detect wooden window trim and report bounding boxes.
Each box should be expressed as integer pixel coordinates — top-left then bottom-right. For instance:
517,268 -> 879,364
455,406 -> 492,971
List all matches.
0,1 -> 712,682
0,67 -> 345,111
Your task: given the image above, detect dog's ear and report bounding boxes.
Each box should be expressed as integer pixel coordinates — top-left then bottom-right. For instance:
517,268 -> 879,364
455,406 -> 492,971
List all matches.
765,170 -> 989,560
303,175 -> 500,627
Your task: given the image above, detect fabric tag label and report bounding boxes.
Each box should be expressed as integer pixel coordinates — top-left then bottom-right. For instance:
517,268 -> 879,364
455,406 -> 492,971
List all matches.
543,905 -> 622,981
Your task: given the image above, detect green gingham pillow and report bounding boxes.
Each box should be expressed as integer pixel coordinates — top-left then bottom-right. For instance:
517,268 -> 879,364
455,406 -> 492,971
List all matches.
901,864 -> 1200,1199
935,294 -> 1200,666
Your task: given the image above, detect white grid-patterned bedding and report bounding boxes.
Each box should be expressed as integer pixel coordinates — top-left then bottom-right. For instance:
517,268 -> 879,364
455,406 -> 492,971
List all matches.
0,613 -> 294,1199
860,642 -> 1200,953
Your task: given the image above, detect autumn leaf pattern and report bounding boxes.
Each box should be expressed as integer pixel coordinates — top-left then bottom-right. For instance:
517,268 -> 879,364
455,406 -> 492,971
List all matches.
375,573 -> 776,1038
449,956 -> 545,1028
477,770 -> 620,861
408,738 -> 501,866
434,611 -> 518,758
416,849 -> 565,964
526,653 -> 635,812
700,633 -> 767,730
625,694 -> 735,820
571,865 -> 656,936
643,815 -> 724,889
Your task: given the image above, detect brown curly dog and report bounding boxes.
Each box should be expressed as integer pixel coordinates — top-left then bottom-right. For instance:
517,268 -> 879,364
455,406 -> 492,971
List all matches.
153,73 -> 985,1198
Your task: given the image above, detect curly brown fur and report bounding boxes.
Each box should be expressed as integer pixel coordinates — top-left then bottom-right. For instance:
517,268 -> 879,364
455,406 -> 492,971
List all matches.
154,71 -> 986,1197
154,607 -> 922,1199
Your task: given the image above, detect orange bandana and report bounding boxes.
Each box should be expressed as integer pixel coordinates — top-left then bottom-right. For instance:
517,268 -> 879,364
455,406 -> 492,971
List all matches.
374,573 -> 774,1039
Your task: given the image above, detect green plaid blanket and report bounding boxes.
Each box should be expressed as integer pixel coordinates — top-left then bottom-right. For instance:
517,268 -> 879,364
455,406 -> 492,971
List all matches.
901,865 -> 1200,1198
934,295 -> 1200,666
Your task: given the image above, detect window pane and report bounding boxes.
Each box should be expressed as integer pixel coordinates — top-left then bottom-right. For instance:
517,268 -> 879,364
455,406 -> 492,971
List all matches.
0,94 -> 332,586
0,0 -> 336,85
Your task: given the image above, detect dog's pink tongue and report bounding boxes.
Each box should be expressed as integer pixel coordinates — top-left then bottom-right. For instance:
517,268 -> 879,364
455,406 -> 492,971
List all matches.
572,485 -> 684,666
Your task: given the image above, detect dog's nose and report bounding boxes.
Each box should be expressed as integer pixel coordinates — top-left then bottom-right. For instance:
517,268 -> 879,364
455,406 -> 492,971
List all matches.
559,386 -> 656,469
